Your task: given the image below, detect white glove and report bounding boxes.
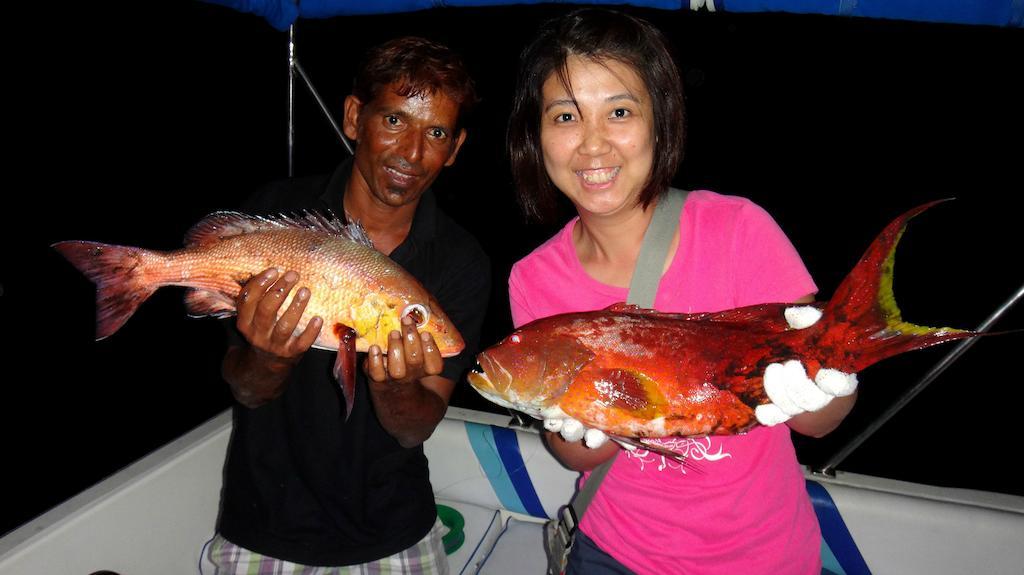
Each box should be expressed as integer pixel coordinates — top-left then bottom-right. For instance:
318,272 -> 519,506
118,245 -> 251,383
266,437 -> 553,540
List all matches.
544,417 -> 609,448
755,360 -> 858,426
755,306 -> 858,426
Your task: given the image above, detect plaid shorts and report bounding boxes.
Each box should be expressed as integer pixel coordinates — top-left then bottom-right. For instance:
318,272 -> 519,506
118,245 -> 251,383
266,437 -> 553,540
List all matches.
206,519 -> 450,575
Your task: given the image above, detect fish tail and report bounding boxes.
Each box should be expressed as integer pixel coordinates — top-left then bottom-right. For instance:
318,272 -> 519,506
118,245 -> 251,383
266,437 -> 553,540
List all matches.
53,241 -> 162,340
817,200 -> 979,373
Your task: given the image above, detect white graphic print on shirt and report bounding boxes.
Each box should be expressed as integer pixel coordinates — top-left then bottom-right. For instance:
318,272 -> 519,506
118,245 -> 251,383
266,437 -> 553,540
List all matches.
624,437 -> 731,473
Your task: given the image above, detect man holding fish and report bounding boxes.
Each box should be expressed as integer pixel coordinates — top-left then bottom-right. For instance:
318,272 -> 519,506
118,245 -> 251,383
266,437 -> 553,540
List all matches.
210,37 -> 489,573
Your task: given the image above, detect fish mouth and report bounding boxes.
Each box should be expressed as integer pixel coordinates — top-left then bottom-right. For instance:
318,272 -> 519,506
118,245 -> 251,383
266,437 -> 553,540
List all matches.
467,369 -> 493,393
467,366 -> 522,413
468,354 -> 550,417
433,322 -> 464,358
468,353 -> 502,393
424,297 -> 464,357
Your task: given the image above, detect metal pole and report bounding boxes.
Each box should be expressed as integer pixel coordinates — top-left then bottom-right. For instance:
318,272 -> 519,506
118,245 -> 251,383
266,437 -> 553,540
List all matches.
288,25 -> 296,178
816,281 -> 1024,476
294,61 -> 354,155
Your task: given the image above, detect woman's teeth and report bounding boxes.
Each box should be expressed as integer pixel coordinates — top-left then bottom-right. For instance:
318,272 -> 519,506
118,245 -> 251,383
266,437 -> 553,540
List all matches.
578,167 -> 619,184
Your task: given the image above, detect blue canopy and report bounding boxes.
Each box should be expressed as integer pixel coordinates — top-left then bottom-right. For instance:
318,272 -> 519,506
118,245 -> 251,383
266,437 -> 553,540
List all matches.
205,0 -> 1023,31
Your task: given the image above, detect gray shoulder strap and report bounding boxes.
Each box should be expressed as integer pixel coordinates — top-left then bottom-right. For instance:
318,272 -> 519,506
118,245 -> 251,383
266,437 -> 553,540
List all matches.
627,188 -> 689,308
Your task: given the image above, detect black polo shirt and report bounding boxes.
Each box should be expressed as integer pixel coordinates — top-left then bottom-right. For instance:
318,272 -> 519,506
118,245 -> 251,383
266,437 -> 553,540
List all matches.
218,160 -> 490,566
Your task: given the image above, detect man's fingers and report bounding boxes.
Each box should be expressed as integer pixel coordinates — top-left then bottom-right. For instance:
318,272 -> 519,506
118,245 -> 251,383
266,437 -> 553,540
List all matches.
366,345 -> 387,382
292,316 -> 323,354
372,320 -> 444,384
386,330 -> 406,380
420,332 -> 443,376
272,286 -> 312,344
401,316 -> 423,366
254,271 -> 299,332
237,268 -> 279,328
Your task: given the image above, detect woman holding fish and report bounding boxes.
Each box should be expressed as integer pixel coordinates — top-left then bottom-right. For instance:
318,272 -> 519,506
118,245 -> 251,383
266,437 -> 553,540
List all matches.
506,9 -> 856,574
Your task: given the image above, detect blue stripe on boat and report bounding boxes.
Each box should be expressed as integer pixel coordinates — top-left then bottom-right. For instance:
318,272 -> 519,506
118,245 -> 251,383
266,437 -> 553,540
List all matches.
821,535 -> 847,575
491,426 -> 548,518
464,422 -> 526,515
807,480 -> 872,575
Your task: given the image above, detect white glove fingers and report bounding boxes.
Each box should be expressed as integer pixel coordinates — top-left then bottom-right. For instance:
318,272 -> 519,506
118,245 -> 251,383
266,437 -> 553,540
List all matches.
816,368 -> 858,397
559,418 -> 585,442
763,361 -> 808,416
543,418 -> 564,432
761,360 -> 858,425
755,403 -> 792,426
584,428 -> 608,449
784,306 -> 823,329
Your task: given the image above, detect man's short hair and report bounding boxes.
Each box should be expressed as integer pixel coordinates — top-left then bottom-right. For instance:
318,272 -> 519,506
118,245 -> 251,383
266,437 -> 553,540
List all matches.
353,36 -> 478,130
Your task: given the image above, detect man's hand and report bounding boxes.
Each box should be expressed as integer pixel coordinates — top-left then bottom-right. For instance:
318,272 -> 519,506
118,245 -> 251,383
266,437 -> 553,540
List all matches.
236,268 -> 322,362
365,316 -> 443,385
222,268 -> 322,408
365,315 -> 452,448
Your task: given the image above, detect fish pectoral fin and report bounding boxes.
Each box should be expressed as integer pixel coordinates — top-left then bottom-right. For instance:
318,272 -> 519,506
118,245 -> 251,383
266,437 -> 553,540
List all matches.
184,289 -> 237,318
333,326 -> 358,420
611,436 -> 703,474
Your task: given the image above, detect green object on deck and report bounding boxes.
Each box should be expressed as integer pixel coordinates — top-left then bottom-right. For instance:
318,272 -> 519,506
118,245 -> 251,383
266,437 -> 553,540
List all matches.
436,504 -> 466,555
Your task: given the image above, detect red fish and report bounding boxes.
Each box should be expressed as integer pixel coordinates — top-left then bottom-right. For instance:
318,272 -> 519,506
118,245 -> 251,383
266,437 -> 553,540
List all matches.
468,201 -> 987,448
54,211 -> 464,417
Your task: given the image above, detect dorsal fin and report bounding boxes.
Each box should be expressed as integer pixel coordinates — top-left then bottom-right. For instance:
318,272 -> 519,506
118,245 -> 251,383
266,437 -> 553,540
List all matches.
184,210 -> 374,249
605,301 -> 827,333
692,302 -> 826,332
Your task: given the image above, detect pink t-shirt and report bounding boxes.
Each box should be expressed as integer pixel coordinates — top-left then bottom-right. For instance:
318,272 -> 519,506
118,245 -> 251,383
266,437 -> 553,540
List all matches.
509,191 -> 821,575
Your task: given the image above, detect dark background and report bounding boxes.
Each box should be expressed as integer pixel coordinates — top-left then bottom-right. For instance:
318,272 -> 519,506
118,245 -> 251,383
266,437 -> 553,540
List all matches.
3,1 -> 1021,536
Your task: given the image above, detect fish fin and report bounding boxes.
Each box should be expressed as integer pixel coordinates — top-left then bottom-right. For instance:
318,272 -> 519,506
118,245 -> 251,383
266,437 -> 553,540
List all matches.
818,200 -> 980,372
52,241 -> 160,340
606,302 -> 647,313
184,211 -> 374,250
611,436 -> 703,474
184,289 -> 237,318
333,326 -> 357,420
694,302 -> 827,332
183,211 -> 266,248
607,301 -> 826,333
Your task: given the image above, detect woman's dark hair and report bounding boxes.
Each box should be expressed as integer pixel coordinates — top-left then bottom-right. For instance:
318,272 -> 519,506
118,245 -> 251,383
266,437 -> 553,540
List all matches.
508,8 -> 686,222
353,36 -> 478,131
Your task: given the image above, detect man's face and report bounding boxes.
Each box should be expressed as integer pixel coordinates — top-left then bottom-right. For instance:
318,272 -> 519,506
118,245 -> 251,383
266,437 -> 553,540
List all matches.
343,84 -> 467,209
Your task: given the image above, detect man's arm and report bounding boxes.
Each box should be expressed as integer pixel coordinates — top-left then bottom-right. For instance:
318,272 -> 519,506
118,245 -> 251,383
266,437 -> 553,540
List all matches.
365,316 -> 454,448
222,268 -> 322,408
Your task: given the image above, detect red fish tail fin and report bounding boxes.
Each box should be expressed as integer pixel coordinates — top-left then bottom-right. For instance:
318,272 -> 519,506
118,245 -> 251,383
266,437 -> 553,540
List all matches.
818,200 -> 979,372
53,241 -> 162,340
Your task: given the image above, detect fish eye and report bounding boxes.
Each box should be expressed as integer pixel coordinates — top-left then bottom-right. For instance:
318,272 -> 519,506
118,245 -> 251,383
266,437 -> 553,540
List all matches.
509,334 -> 521,344
402,303 -> 430,328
